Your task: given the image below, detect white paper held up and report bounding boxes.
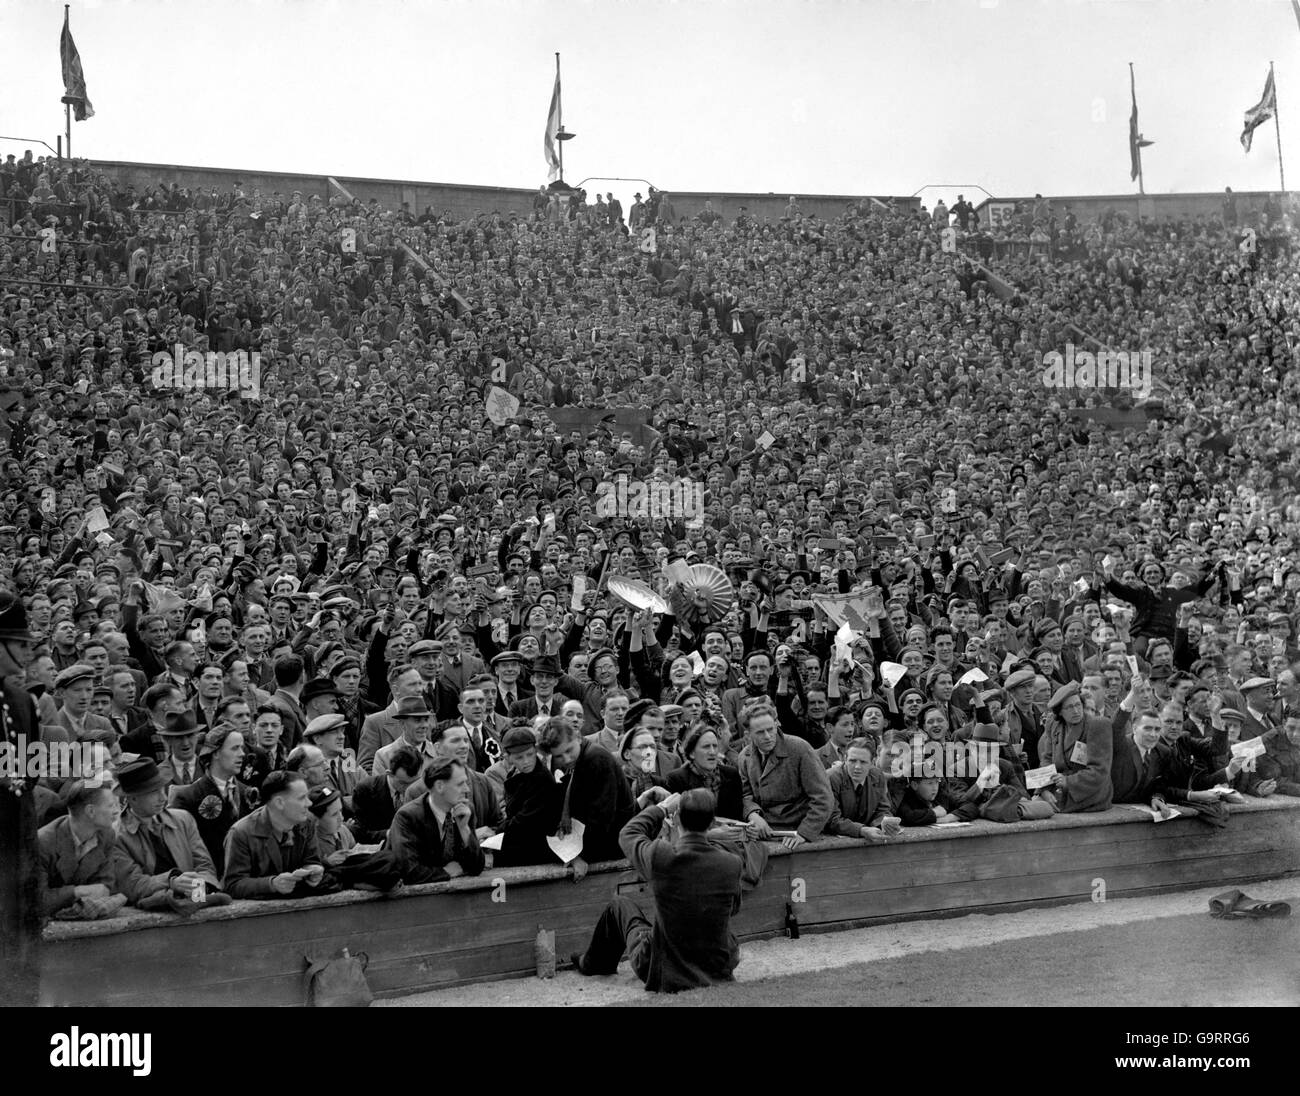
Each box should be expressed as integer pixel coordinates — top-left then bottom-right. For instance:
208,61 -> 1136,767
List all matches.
547,819 -> 585,864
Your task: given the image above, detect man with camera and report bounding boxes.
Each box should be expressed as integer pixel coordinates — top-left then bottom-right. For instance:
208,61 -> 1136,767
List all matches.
571,787 -> 744,992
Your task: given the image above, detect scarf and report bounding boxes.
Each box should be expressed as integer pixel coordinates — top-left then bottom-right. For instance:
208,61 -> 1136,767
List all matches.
689,760 -> 721,794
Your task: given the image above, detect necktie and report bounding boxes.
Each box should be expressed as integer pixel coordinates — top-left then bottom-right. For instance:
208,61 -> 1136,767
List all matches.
441,813 -> 457,862
179,764 -> 192,785
330,759 -> 340,787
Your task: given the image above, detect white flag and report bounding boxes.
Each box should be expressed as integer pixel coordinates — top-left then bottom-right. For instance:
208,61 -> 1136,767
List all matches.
544,68 -> 562,180
485,385 -> 519,426
880,661 -> 909,689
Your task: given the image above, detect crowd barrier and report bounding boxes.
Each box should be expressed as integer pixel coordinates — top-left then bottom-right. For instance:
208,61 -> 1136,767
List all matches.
40,797 -> 1300,1006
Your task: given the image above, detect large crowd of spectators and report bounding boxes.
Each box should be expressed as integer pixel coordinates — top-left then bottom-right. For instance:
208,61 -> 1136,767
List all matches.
3,147 -> 1300,922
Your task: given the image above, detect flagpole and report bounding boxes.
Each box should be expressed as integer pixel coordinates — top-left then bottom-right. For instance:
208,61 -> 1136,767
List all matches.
555,52 -> 563,184
1131,63 -> 1145,197
1273,61 -> 1286,192
64,5 -> 72,157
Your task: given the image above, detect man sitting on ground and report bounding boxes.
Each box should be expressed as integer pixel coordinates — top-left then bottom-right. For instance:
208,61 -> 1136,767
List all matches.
571,788 -> 744,993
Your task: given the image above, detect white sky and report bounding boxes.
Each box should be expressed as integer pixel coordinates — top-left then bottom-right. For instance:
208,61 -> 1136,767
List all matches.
3,0 -> 1300,217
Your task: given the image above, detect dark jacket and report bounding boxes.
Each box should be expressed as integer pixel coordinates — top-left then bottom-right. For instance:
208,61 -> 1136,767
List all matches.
1103,574 -> 1216,641
170,774 -> 254,875
896,782 -> 978,826
384,795 -> 486,884
119,723 -> 169,764
664,762 -> 745,822
349,772 -> 402,843
559,741 -> 635,863
221,806 -> 321,898
497,764 -> 562,868
619,804 -> 744,993
1,680 -> 42,1005
1254,731 -> 1300,796
826,764 -> 891,836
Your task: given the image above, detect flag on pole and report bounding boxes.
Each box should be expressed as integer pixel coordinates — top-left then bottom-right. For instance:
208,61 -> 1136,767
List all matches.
544,66 -> 562,181
60,8 -> 95,120
1128,66 -> 1152,181
1241,68 -> 1277,152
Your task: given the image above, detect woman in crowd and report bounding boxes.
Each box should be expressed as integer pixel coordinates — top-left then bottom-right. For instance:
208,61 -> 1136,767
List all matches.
665,724 -> 744,821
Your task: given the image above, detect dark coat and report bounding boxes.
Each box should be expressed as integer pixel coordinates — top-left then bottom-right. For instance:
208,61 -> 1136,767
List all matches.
1110,717 -> 1181,804
507,693 -> 565,721
1,679 -> 42,1004
826,764 -> 891,836
384,795 -> 486,884
119,723 -> 168,764
497,764 -> 562,868
1103,574 -> 1216,641
170,773 -> 254,875
619,804 -> 744,993
664,762 -> 745,822
349,772 -> 402,843
558,741 -> 635,863
221,806 -> 322,898
896,783 -> 978,826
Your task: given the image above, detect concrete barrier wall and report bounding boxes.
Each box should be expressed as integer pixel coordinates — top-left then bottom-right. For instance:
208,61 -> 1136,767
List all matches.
976,190 -> 1283,226
86,160 -> 919,223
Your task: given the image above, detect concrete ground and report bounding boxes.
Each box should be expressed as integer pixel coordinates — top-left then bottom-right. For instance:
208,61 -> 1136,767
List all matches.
378,877 -> 1299,1008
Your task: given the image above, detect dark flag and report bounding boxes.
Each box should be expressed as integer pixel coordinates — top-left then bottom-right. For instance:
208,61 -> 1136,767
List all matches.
60,8 -> 94,120
1129,66 -> 1153,181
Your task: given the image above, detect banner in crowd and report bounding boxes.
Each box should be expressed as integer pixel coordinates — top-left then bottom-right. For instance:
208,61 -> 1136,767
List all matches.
538,405 -> 660,448
1062,406 -> 1160,430
485,386 -> 520,426
810,592 -> 876,633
